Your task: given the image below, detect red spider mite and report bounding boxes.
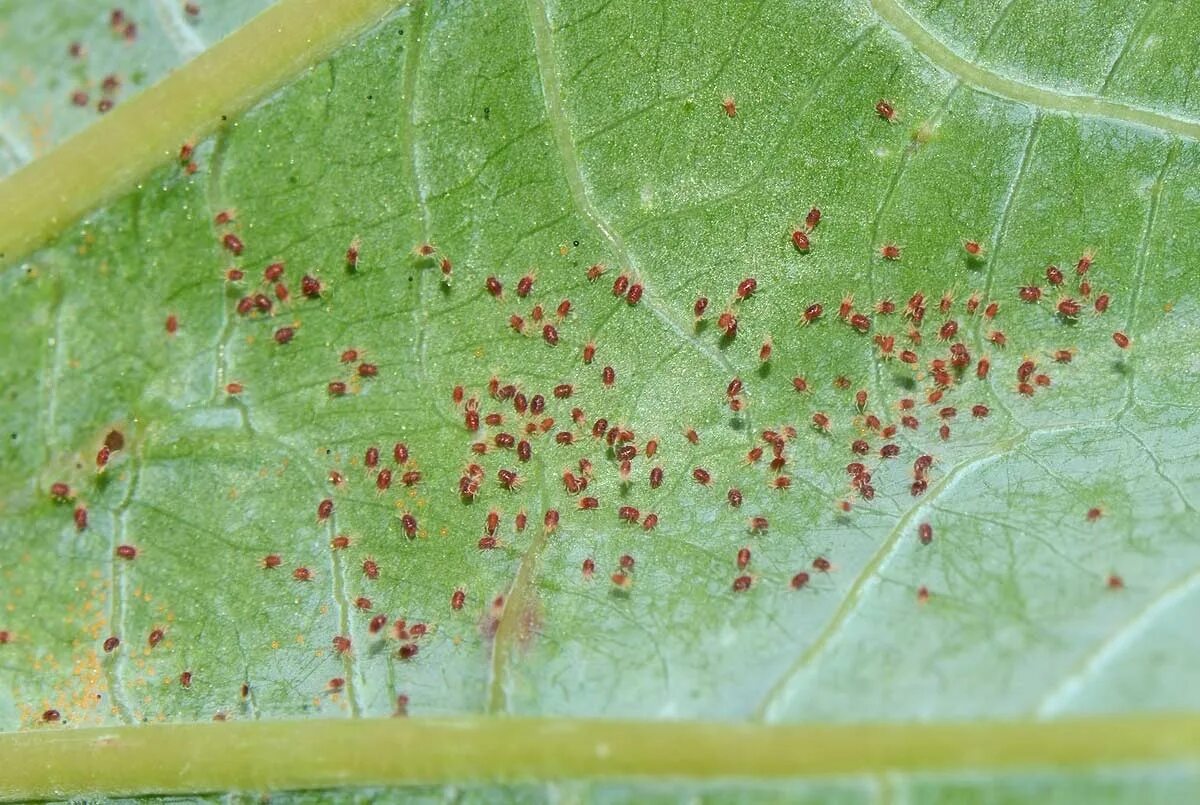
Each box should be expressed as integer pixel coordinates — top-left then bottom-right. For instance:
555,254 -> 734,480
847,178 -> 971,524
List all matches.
224,267 -> 244,283
401,470 -> 422,486
1034,373 -> 1051,387
485,276 -> 503,297
354,596 -> 372,611
327,678 -> 346,692
553,383 -> 573,399
1019,285 -> 1042,303
163,313 -> 180,335
98,98 -> 115,114
938,290 -> 955,315
692,467 -> 712,486
759,338 -> 773,362
478,536 -> 498,550
736,277 -> 758,301
1017,359 -> 1036,382
115,544 -> 137,560
865,414 -> 882,431
917,586 -> 931,603
263,261 -> 285,283
875,99 -> 896,121
1017,382 -> 1035,396
916,522 -> 933,544
806,206 -> 821,230
557,299 -> 572,318
627,283 -> 644,305
1057,298 -> 1082,318
582,558 -> 595,578
849,313 -> 871,333
880,444 -> 900,459
736,547 -> 751,570
812,556 -> 832,573
516,273 -> 535,298
297,274 -> 321,298
316,499 -> 334,521
642,513 -> 659,531
222,233 -> 244,255
328,381 -> 347,396
618,505 -> 640,523
575,496 -> 598,510
331,534 -> 351,550
292,565 -> 314,582
1112,331 -> 1131,349
971,404 -> 990,418
398,644 -> 419,660
983,300 -> 1000,319
612,273 -> 630,297
1086,506 -> 1104,522
554,432 -> 574,446
1046,265 -> 1064,286
938,320 -> 958,341
727,377 -> 744,399
694,297 -> 709,319
1094,293 -> 1110,313
179,670 -> 193,688
799,303 -> 823,327
987,330 -> 1007,348
586,264 -> 606,281
722,96 -> 737,117
544,509 -> 560,531
685,427 -> 700,444
451,589 -> 466,611
515,511 -> 528,532
103,636 -> 120,652
851,439 -> 870,455
43,710 -> 60,723
964,240 -> 983,257
717,309 -> 738,337
274,282 -> 291,303
732,575 -> 753,592
358,363 -> 378,378
791,229 -> 810,252
1107,574 -> 1124,590
642,465 -> 662,490
601,365 -> 616,387
773,475 -> 792,490
362,559 -> 379,579
791,572 -> 811,590
976,356 -> 991,379
497,469 -> 521,490
148,628 -> 165,648
274,326 -> 295,345
937,423 -> 950,440
879,244 -> 901,261
530,394 -> 546,414
836,294 -> 855,320
542,324 -> 559,346
811,412 -> 831,432
332,635 -> 351,654
1077,251 -> 1094,275
73,504 -> 89,531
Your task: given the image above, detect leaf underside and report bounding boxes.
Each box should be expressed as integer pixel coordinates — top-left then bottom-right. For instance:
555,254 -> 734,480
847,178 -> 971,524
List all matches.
1,0 -> 1200,800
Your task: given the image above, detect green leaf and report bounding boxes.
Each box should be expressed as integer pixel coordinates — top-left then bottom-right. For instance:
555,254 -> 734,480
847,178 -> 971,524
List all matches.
2,0 -> 1200,800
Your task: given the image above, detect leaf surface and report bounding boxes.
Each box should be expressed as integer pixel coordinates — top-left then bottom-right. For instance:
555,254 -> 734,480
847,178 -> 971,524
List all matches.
1,0 -> 1199,799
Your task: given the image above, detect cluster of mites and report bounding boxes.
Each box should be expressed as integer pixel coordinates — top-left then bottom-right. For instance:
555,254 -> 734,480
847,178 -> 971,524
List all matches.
63,7 -> 203,118
24,99 -> 1131,719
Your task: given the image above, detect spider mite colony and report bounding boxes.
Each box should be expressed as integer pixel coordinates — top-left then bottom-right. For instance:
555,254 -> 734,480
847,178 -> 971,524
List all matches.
22,97 -> 1133,725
